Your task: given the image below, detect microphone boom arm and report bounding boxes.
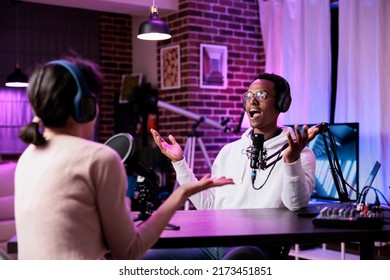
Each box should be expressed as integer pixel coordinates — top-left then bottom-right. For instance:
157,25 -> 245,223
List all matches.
317,122 -> 350,202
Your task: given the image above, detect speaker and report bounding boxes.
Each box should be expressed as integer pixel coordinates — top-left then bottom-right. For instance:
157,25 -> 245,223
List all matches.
242,80 -> 291,113
48,60 -> 96,123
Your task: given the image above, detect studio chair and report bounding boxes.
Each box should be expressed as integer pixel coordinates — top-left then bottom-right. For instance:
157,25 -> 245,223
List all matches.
0,162 -> 17,257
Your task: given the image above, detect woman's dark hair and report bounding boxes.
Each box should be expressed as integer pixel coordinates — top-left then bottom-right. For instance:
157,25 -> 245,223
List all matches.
19,56 -> 103,146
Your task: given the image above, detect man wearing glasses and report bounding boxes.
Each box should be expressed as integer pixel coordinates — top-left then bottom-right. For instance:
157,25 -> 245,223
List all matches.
146,73 -> 320,259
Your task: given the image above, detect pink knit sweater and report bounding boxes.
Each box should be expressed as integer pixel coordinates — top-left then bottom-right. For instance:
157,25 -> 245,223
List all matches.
15,135 -> 158,259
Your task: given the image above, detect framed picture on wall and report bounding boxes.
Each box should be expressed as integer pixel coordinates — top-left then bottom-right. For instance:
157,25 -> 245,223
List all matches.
200,44 -> 228,89
160,45 -> 181,90
119,73 -> 143,103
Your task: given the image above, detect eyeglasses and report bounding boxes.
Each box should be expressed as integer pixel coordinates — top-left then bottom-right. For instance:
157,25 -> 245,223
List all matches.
243,91 -> 274,102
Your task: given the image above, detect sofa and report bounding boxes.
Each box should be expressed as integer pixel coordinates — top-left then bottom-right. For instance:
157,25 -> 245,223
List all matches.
0,161 -> 17,259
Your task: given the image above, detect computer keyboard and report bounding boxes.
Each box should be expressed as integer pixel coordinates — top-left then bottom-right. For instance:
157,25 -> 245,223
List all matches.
312,205 -> 384,229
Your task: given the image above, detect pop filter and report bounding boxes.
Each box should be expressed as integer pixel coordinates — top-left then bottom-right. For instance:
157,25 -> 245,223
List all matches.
104,133 -> 160,187
104,133 -> 134,163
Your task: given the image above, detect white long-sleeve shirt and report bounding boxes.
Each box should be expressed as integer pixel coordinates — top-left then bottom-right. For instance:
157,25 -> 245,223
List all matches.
173,127 -> 316,211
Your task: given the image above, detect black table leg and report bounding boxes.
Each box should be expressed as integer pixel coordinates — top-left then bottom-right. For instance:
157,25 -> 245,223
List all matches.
360,241 -> 375,260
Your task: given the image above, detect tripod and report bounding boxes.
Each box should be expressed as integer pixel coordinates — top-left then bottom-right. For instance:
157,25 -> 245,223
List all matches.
175,119 -> 212,210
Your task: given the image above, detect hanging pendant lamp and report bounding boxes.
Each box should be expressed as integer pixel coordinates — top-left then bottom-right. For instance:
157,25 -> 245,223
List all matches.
6,63 -> 28,87
6,0 -> 28,88
137,0 -> 171,41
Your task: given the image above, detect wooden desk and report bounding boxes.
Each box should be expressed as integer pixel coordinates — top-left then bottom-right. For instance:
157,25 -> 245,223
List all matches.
9,208 -> 390,260
142,208 -> 390,260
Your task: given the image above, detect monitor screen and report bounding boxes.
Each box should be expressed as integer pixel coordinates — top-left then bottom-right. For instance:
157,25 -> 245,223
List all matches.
289,123 -> 359,202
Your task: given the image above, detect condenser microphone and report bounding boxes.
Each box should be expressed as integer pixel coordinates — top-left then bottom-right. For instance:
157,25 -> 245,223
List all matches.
104,133 -> 160,188
250,133 -> 264,186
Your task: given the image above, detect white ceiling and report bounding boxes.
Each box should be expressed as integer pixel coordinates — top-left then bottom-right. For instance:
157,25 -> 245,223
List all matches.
23,0 -> 178,16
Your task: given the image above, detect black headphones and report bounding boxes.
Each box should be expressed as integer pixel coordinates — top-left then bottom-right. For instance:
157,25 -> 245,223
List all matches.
242,79 -> 292,113
276,80 -> 292,113
48,60 -> 97,123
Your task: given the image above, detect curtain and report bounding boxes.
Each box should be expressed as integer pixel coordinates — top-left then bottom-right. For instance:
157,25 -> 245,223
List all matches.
258,0 -> 331,126
0,89 -> 32,154
336,0 -> 390,201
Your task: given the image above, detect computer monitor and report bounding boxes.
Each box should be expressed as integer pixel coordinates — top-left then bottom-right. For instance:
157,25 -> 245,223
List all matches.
290,122 -> 359,202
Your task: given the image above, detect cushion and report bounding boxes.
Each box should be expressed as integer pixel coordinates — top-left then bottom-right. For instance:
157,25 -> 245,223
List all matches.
0,196 -> 14,221
0,162 -> 16,197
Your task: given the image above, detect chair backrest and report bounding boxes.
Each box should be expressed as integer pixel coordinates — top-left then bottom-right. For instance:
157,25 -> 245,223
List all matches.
0,162 -> 16,197
0,162 -> 16,223
222,244 -> 292,260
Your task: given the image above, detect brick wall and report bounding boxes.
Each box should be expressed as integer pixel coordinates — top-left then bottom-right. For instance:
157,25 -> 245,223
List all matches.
98,13 -> 133,142
1,1 -> 265,175
97,0 -> 265,178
